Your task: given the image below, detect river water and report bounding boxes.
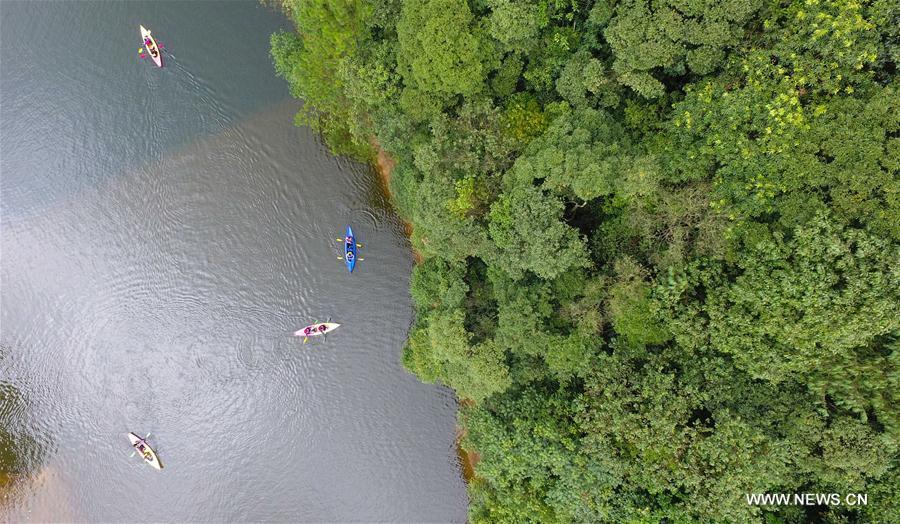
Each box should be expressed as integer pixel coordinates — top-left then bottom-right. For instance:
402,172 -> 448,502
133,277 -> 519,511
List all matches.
0,1 -> 466,521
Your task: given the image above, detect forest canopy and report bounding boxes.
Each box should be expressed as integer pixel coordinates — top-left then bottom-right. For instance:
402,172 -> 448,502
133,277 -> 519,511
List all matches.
272,0 -> 899,521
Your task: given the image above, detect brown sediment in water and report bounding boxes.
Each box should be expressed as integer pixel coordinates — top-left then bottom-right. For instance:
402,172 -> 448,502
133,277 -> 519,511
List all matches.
0,465 -> 73,520
0,473 -> 16,501
370,139 -> 423,264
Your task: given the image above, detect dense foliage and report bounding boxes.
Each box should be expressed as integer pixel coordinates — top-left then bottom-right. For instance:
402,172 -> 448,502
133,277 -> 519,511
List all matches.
273,0 -> 899,521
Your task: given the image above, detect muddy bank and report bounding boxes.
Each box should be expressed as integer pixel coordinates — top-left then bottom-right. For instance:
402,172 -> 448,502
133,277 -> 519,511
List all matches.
455,398 -> 481,483
370,141 -> 422,264
455,426 -> 481,483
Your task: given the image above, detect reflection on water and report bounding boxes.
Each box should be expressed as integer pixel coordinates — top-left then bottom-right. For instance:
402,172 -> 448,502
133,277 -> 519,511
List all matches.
1,98 -> 466,521
1,0 -> 467,518
0,346 -> 54,512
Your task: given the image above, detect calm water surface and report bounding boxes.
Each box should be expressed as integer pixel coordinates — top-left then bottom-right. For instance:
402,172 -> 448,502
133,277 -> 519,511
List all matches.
0,2 -> 466,521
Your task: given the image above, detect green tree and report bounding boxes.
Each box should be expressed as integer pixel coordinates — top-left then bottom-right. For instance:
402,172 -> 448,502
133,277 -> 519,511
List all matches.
464,389 -> 592,523
705,214 -> 899,427
273,0 -> 900,520
487,0 -> 542,54
404,308 -> 511,402
506,107 -> 632,200
270,0 -> 372,156
396,0 -> 495,117
604,0 -> 762,97
555,50 -> 621,109
607,257 -> 670,348
488,185 -> 589,279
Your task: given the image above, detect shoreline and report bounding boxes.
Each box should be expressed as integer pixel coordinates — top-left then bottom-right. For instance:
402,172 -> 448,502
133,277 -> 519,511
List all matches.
370,140 -> 422,264
369,139 -> 479,484
455,398 -> 481,483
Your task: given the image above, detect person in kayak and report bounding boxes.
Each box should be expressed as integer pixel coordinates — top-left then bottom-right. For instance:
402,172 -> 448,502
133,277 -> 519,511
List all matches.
133,439 -> 152,460
303,326 -> 313,336
318,324 -> 328,333
145,38 -> 158,57
346,251 -> 354,261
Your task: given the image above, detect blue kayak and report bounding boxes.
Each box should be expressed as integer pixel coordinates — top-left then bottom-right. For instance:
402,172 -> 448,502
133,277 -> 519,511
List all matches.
344,226 -> 358,273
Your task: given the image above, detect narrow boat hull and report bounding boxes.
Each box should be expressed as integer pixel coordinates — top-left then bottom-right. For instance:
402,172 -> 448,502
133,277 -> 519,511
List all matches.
293,322 -> 341,337
344,226 -> 357,273
128,432 -> 163,470
140,25 -> 163,68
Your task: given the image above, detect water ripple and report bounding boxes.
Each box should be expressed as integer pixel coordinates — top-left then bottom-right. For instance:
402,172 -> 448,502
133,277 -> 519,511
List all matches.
1,2 -> 466,519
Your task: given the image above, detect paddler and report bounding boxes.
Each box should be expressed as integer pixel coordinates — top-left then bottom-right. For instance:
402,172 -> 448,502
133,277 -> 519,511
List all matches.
133,439 -> 148,457
144,38 -> 158,56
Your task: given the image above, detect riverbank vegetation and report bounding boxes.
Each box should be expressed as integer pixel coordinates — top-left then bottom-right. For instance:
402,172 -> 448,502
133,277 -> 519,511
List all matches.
272,0 -> 898,521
